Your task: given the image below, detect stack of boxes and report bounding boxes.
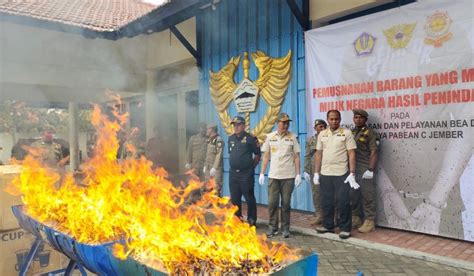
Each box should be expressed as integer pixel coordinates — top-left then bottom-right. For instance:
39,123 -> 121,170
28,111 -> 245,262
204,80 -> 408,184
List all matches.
0,165 -> 66,275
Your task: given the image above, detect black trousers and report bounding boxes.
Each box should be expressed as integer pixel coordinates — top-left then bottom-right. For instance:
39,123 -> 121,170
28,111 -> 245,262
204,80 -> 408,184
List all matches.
320,173 -> 352,232
229,167 -> 257,221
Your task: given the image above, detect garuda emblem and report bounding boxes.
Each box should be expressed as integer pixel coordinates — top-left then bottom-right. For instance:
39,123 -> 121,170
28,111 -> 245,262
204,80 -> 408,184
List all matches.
383,23 -> 416,49
209,50 -> 292,143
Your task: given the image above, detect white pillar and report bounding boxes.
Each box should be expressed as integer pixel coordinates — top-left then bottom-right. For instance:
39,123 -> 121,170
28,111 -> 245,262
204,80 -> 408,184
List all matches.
177,92 -> 187,174
68,102 -> 79,171
145,70 -> 158,141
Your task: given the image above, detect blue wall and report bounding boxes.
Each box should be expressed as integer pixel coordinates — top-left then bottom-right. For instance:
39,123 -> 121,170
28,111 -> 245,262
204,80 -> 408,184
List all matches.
197,0 -> 313,212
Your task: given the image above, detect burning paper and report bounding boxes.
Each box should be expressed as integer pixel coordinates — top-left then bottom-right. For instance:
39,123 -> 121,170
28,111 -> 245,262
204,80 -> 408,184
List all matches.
10,103 -> 299,274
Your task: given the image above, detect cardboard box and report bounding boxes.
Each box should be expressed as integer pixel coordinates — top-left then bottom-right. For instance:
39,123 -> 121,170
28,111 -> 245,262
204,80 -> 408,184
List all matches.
0,165 -> 22,231
0,228 -> 67,276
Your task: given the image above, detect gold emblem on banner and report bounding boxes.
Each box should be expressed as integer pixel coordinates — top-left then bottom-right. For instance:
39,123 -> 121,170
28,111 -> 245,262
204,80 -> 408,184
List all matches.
424,11 -> 452,48
209,50 -> 292,143
383,23 -> 416,49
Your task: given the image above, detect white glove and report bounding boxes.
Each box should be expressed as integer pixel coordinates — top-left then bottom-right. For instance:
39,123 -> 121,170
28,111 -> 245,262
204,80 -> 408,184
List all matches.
344,173 -> 360,189
295,174 -> 302,187
203,166 -> 207,174
362,170 -> 374,179
185,163 -> 191,170
258,173 -> 265,186
304,172 -> 311,183
210,167 -> 216,177
313,173 -> 320,185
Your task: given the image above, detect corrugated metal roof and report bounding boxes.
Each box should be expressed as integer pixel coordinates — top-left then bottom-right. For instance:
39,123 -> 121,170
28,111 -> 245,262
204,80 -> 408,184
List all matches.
0,0 -> 168,32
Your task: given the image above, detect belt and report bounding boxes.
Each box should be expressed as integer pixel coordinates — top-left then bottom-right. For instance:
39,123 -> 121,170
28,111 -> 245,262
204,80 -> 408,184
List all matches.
230,167 -> 252,173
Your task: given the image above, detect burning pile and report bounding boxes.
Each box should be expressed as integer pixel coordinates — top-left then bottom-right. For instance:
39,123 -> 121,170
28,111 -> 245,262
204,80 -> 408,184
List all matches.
9,104 -> 299,274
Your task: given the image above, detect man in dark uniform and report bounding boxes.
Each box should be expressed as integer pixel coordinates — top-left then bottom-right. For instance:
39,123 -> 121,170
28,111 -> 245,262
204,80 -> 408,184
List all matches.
304,119 -> 327,226
351,109 -> 380,233
228,116 -> 261,226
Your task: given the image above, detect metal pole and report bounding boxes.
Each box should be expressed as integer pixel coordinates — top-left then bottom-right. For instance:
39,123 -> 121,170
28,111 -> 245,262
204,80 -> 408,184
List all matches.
19,238 -> 42,276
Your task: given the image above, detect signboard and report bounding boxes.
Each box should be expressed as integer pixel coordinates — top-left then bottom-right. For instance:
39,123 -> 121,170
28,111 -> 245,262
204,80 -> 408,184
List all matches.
305,0 -> 473,241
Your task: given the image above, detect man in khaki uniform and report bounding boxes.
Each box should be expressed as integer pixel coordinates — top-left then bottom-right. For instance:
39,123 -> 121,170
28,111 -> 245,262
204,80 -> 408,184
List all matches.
351,109 -> 380,233
185,122 -> 208,180
31,125 -> 64,168
304,119 -> 327,226
203,124 -> 224,196
145,127 -> 162,169
314,110 -> 359,239
259,113 -> 301,238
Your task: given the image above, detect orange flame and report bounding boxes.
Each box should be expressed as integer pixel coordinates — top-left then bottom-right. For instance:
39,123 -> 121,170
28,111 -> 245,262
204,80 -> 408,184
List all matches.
10,104 -> 299,274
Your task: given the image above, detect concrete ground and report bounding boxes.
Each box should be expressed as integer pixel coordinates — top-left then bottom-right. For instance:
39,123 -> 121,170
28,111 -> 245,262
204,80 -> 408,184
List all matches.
257,226 -> 473,275
246,204 -> 474,276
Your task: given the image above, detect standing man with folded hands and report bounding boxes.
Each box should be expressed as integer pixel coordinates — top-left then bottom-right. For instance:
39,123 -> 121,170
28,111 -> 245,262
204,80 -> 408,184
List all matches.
185,122 -> 208,180
304,119 -> 327,226
314,110 -> 359,239
260,113 -> 301,239
203,123 -> 224,196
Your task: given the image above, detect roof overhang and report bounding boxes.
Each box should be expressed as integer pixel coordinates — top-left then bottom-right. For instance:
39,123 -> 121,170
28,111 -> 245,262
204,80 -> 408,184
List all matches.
117,0 -> 209,39
0,0 -> 210,40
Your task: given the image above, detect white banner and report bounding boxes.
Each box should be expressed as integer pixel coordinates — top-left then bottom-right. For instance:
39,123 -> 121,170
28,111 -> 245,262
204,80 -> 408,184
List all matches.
305,0 -> 473,241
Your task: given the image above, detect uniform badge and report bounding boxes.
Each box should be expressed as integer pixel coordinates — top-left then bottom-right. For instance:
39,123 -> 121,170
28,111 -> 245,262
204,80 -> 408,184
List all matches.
383,23 -> 416,49
353,32 -> 376,57
271,146 -> 277,153
424,11 -> 452,48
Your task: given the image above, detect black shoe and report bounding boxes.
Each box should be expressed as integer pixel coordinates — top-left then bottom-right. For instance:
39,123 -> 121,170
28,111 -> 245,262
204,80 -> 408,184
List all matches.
282,230 -> 290,238
316,226 -> 335,234
247,218 -> 256,227
266,228 -> 279,238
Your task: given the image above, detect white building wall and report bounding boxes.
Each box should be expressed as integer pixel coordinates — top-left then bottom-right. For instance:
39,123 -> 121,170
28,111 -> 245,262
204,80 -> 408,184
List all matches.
0,21 -> 148,103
